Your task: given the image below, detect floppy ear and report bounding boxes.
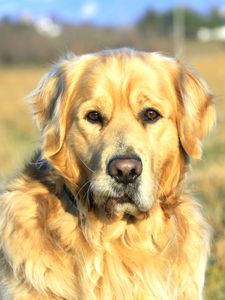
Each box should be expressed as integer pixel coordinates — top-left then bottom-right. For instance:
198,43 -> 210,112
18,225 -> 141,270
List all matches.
29,57 -> 73,158
177,65 -> 216,159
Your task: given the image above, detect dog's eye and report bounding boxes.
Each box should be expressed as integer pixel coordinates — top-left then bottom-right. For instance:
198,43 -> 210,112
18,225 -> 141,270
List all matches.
143,108 -> 161,123
86,111 -> 103,124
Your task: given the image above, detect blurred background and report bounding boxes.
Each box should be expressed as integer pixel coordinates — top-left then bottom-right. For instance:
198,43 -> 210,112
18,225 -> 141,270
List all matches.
0,0 -> 225,298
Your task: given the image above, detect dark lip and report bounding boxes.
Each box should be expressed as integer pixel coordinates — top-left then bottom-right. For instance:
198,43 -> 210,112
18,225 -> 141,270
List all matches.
104,195 -> 137,216
89,188 -> 134,205
113,194 -> 134,204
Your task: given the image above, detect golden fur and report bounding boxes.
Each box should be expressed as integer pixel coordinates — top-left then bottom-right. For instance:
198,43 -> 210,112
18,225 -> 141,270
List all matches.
0,49 -> 216,299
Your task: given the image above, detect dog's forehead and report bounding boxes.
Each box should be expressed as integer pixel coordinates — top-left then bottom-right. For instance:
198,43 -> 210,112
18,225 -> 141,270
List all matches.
88,51 -> 176,81
72,51 -> 178,108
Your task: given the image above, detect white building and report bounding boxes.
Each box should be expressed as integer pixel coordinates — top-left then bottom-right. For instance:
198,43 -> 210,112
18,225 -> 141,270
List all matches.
197,25 -> 225,42
34,17 -> 62,38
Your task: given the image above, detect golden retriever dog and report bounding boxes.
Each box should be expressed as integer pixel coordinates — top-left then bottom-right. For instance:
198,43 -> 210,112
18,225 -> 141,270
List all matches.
0,48 -> 216,300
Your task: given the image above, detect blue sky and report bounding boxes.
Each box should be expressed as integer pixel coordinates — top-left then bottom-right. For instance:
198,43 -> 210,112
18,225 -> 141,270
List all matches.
0,0 -> 225,26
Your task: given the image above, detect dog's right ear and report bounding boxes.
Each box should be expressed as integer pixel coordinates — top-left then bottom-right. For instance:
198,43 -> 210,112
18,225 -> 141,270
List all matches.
29,61 -> 67,130
28,55 -> 74,157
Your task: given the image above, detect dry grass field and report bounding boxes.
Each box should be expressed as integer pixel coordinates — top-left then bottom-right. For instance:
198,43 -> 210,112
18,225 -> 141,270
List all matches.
0,51 -> 225,299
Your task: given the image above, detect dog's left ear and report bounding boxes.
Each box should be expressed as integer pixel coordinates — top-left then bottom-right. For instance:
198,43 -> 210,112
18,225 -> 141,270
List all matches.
177,64 -> 216,159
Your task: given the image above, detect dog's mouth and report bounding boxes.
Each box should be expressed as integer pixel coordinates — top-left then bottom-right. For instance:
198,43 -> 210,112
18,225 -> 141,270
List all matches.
90,192 -> 149,220
105,195 -> 137,214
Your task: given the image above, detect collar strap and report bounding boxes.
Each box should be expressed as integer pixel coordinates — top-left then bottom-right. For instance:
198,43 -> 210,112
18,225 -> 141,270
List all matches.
63,184 -> 77,208
35,157 -> 78,209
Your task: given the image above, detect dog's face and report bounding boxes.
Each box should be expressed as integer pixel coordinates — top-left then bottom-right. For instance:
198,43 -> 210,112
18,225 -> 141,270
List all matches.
71,53 -> 181,216
31,49 -> 215,219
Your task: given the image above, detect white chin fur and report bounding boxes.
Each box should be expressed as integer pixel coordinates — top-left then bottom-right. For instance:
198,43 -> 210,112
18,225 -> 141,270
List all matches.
114,202 -> 139,215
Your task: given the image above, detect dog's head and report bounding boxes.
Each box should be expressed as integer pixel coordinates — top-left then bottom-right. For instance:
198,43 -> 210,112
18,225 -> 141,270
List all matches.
30,49 -> 215,219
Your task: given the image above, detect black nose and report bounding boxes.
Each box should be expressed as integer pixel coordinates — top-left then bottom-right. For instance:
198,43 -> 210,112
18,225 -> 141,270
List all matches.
107,157 -> 142,185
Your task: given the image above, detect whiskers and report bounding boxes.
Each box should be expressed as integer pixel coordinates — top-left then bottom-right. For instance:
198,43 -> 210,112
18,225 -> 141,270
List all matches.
75,180 -> 91,203
71,155 -> 96,209
76,154 -> 95,174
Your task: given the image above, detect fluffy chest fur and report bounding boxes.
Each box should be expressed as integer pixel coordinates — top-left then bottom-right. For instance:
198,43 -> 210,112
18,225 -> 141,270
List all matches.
0,182 -> 209,300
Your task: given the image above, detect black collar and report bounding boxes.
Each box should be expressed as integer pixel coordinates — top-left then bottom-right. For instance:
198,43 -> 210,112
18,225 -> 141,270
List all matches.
34,156 -> 78,209
63,184 -> 77,208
